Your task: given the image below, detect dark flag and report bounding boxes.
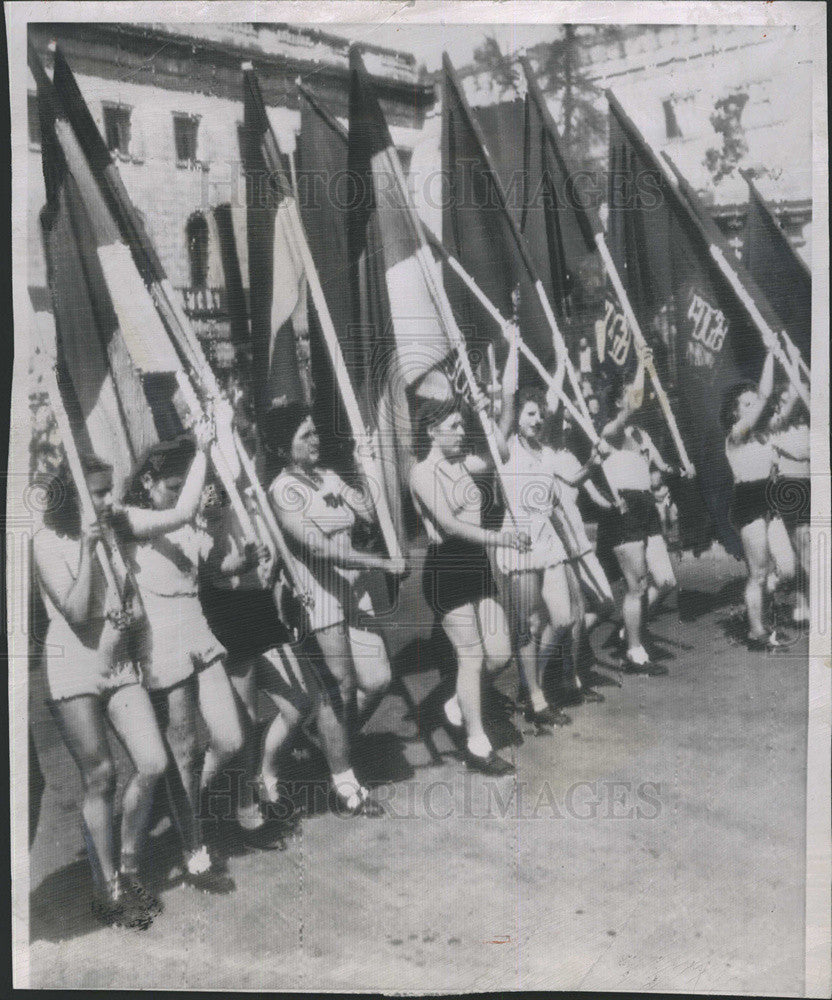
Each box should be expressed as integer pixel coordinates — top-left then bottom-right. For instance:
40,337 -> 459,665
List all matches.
606,92 -> 781,558
49,43 -> 242,481
242,68 -> 307,422
348,47 -> 459,541
296,86 -> 355,467
518,58 -> 598,324
211,202 -> 250,347
442,55 -> 554,373
742,173 -> 811,362
33,44 -> 176,493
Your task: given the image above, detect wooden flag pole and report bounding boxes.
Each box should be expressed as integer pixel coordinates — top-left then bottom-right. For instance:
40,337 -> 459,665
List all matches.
282,150 -> 404,561
442,55 -> 592,427
48,43 -> 310,605
32,312 -> 133,612
368,137 -> 518,528
429,233 -> 599,442
171,369 -> 311,606
433,241 -> 624,506
660,152 -> 809,408
594,234 -> 695,474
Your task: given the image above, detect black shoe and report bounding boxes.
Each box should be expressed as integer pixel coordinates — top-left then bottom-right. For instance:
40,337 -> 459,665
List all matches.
183,847 -> 236,894
524,704 -> 571,728
336,787 -> 385,817
120,870 -> 163,917
557,687 -> 585,709
746,630 -> 783,651
622,654 -> 668,677
463,748 -> 515,776
579,687 -> 605,703
91,875 -> 153,930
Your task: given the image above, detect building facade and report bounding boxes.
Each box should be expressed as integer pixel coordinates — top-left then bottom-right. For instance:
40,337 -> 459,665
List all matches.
27,22 -> 435,360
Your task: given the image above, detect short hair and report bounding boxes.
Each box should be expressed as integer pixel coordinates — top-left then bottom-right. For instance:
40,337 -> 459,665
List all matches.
416,395 -> 459,435
720,381 -> 758,433
263,400 -> 312,458
516,386 -> 547,418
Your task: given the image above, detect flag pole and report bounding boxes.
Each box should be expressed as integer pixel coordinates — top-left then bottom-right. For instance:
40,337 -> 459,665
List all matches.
281,135 -> 404,560
46,46 -> 311,592
427,231 -> 598,442
442,54 -> 591,426
594,234 -> 695,474
31,305 -> 137,615
298,77 -> 502,555
660,151 -> 809,407
519,56 -> 694,473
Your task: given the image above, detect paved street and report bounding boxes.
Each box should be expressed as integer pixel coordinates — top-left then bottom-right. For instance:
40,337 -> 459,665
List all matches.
27,548 -> 808,993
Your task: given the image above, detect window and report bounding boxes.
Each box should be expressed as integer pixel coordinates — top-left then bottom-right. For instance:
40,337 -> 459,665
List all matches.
186,212 -> 209,289
102,103 -> 132,156
173,113 -> 200,166
662,99 -> 682,139
28,93 -> 41,146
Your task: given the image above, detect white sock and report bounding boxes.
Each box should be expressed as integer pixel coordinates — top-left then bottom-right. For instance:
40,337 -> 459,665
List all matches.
530,689 -> 549,713
443,694 -> 463,727
467,733 -> 493,758
186,845 -> 211,875
626,645 -> 649,665
331,768 -> 360,801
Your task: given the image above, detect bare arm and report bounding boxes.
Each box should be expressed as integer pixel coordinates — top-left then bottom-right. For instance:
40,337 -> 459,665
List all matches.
767,383 -> 800,434
729,351 -> 776,443
119,450 -> 209,540
34,528 -> 101,628
410,464 -> 510,549
271,488 -> 392,573
582,478 -> 614,510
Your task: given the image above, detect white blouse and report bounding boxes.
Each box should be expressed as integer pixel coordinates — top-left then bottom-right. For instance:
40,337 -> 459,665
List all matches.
725,435 -> 775,484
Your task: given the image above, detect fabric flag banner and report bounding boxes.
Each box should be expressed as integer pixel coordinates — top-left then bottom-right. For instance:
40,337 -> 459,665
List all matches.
50,43 -> 242,480
442,57 -> 554,374
348,48 -> 458,539
33,45 -> 178,493
606,93 -> 780,558
211,203 -> 250,347
242,69 -> 307,420
518,60 -> 598,326
742,175 -> 811,362
296,87 -> 354,466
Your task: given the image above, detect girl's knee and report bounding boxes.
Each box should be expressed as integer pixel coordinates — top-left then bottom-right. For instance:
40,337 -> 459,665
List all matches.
167,725 -> 198,772
134,743 -> 168,783
84,756 -> 116,797
484,637 -> 512,674
213,718 -> 244,761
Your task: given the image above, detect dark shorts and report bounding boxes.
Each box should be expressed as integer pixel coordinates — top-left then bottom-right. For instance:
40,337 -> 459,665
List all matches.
599,489 -> 662,550
422,538 -> 496,618
770,476 -> 811,530
730,479 -> 771,530
199,582 -> 293,666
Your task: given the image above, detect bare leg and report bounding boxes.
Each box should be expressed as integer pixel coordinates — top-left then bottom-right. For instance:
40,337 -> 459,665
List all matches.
106,685 -> 167,866
349,626 -> 392,731
442,603 -> 490,754
50,695 -> 117,888
197,659 -> 244,793
614,540 -> 649,654
741,518 -> 772,640
157,679 -> 200,855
